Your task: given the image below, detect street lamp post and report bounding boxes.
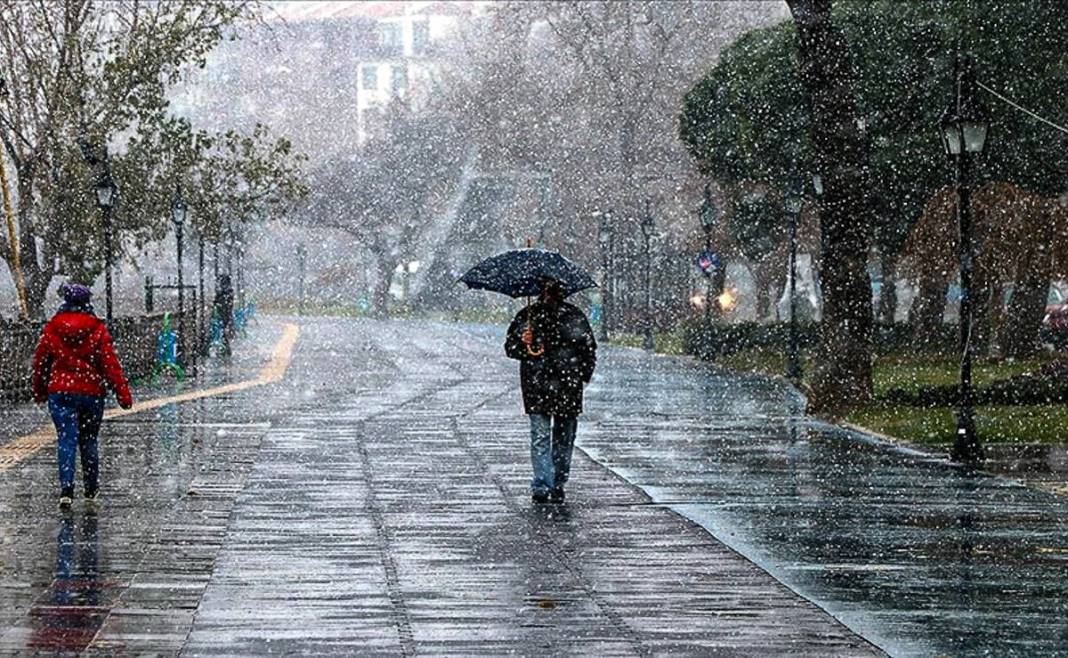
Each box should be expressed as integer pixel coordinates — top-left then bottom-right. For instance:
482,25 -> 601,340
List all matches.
171,187 -> 189,366
784,184 -> 804,384
640,199 -> 655,351
297,243 -> 307,314
940,54 -> 988,465
198,236 -> 207,357
94,172 -> 118,322
698,185 -> 721,325
597,209 -> 614,341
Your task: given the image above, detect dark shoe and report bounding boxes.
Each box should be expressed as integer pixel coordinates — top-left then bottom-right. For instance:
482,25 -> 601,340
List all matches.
531,492 -> 551,504
58,495 -> 73,509
549,488 -> 565,504
85,491 -> 99,505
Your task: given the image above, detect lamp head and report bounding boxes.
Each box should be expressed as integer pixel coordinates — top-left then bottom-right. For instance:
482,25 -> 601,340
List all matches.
94,173 -> 116,209
170,187 -> 188,227
784,184 -> 804,215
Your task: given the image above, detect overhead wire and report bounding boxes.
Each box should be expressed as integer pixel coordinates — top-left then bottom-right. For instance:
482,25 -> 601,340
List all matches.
977,81 -> 1068,136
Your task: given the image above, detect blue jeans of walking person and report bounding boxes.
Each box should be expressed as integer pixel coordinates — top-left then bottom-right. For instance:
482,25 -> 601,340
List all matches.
529,414 -> 578,496
48,394 -> 105,497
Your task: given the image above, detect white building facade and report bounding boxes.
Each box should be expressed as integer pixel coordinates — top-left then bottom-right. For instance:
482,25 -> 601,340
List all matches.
352,3 -> 471,145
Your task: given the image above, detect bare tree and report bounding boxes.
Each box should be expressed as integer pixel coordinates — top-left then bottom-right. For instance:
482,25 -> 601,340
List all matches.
442,1 -> 786,322
301,108 -> 465,315
0,0 -> 258,316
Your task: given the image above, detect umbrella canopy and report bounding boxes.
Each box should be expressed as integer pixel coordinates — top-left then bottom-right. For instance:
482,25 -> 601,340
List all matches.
459,248 -> 597,298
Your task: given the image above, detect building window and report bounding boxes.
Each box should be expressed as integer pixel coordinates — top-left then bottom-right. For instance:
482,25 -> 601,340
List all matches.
380,22 -> 402,56
392,65 -> 407,90
362,65 -> 378,90
412,21 -> 429,55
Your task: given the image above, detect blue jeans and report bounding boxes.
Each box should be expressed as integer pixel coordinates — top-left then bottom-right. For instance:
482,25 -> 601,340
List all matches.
529,414 -> 578,495
48,394 -> 104,496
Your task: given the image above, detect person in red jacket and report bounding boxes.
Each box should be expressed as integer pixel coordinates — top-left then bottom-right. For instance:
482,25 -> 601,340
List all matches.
32,283 -> 133,507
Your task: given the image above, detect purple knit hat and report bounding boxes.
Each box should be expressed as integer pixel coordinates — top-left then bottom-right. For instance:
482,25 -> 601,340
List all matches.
59,282 -> 92,305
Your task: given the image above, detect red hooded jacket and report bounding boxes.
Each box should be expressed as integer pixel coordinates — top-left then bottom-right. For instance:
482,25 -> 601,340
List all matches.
31,311 -> 133,407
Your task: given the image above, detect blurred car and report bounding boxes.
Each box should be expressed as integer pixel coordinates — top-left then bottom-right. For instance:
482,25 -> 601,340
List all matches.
1043,286 -> 1068,330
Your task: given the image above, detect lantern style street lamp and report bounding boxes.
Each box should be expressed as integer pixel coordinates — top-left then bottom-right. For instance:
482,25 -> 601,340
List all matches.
940,53 -> 989,465
811,173 -> 824,197
783,183 -> 804,384
640,199 -> 656,351
94,171 -> 118,322
171,186 -> 189,365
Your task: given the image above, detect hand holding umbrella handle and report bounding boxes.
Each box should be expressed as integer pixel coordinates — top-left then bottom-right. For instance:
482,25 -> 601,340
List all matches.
521,326 -> 544,357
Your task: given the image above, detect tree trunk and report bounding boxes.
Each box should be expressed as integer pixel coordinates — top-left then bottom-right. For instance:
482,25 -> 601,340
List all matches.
1000,211 -> 1053,359
788,0 -> 874,414
909,267 -> 949,349
12,163 -> 51,318
370,257 -> 395,317
755,276 -> 770,321
969,255 -> 999,355
877,250 -> 898,324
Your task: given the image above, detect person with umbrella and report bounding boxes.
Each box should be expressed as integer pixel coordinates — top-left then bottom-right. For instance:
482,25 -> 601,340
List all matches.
462,248 -> 599,504
504,277 -> 597,503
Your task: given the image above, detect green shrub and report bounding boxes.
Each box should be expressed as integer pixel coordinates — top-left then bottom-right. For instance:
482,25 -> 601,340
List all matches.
682,318 -> 819,361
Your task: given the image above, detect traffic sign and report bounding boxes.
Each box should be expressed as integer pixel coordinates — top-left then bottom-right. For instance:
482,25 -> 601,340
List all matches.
695,250 -> 721,277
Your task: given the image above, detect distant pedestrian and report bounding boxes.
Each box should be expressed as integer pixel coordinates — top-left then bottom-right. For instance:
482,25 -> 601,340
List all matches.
213,274 -> 235,355
505,278 -> 597,504
32,283 -> 133,507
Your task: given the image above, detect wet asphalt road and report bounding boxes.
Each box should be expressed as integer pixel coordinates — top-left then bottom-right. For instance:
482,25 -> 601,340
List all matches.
0,317 -> 1065,656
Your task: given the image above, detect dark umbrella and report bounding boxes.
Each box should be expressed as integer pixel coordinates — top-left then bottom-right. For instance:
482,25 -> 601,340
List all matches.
458,248 -> 597,298
460,247 -> 597,358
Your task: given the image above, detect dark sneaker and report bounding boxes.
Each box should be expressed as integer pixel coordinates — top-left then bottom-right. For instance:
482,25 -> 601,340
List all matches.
58,496 -> 73,508
85,492 -> 99,505
549,488 -> 565,504
531,492 -> 551,504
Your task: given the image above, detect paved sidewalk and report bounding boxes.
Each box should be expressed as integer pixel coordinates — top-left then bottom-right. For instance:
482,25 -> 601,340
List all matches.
577,347 -> 1068,657
0,318 -> 879,656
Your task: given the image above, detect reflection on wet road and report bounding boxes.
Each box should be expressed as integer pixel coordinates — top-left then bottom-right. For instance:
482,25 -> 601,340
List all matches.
579,348 -> 1068,657
27,508 -> 113,653
0,318 -> 1064,655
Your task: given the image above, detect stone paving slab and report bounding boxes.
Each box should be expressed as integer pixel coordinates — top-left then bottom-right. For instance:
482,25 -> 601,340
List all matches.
578,348 -> 1068,657
181,320 -> 878,656
1,318 -> 884,656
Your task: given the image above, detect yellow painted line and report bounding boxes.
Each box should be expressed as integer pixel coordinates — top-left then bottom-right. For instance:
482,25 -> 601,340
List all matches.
0,323 -> 300,473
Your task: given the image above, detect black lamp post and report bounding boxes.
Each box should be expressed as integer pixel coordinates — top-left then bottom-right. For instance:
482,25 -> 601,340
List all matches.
784,183 -> 804,384
297,243 -> 307,314
698,185 -> 721,323
94,172 -> 118,322
198,235 -> 207,357
597,209 -> 614,341
940,53 -> 988,465
640,199 -> 655,351
171,186 -> 189,365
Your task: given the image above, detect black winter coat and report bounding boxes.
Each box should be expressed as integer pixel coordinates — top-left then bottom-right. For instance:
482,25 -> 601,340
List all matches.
505,301 -> 597,416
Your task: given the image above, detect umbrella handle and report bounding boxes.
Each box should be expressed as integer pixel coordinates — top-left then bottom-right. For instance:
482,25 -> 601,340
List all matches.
524,293 -> 543,357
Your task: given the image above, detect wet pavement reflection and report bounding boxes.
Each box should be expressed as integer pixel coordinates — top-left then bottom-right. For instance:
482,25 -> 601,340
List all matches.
580,349 -> 1068,657
0,323 -> 285,654
1,318 -> 1063,654
27,508 -> 115,653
